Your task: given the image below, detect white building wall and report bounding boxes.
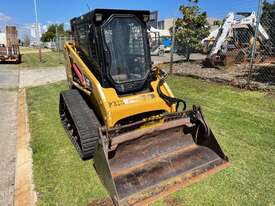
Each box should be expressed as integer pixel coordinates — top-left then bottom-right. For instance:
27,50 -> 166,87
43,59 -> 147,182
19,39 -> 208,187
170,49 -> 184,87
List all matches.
157,18 -> 175,31
164,18 -> 174,30
30,23 -> 45,40
0,33 -> 6,45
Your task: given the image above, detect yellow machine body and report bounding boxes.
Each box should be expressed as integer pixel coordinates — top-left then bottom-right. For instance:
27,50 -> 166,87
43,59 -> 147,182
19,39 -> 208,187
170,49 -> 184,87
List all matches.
64,42 -> 175,128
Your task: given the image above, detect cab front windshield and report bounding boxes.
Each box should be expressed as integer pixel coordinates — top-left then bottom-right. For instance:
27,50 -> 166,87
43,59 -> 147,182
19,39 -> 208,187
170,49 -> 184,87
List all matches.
103,16 -> 149,84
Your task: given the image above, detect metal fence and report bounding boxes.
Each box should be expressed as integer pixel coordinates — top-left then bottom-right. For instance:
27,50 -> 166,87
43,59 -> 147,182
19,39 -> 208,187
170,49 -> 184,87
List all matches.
248,11 -> 275,88
168,0 -> 275,90
54,36 -> 74,52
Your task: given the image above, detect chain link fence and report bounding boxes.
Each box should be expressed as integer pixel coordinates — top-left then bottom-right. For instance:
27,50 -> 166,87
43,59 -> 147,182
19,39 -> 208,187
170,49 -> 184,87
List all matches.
249,11 -> 275,88
167,1 -> 275,90
53,36 -> 74,52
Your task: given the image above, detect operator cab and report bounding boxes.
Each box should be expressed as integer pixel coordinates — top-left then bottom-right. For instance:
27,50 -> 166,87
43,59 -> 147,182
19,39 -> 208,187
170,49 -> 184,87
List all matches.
71,9 -> 151,94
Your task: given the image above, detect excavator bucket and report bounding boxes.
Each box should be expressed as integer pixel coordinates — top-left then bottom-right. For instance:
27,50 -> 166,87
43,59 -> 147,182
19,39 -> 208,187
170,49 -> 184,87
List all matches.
93,107 -> 229,206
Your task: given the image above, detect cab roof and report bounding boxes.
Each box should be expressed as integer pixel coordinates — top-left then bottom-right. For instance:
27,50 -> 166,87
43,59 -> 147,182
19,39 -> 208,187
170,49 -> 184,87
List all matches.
71,8 -> 150,26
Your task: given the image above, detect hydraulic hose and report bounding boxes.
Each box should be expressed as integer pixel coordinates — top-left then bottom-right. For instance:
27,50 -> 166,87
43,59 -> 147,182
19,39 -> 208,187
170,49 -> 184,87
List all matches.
157,70 -> 187,111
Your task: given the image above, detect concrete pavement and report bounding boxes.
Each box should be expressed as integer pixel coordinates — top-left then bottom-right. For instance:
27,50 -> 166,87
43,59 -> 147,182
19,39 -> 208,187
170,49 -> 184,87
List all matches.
19,67 -> 66,88
0,65 -> 18,206
0,67 -> 19,90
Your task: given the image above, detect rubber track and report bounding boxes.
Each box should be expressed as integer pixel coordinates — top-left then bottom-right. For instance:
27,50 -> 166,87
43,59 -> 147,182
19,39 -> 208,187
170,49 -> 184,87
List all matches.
59,89 -> 100,160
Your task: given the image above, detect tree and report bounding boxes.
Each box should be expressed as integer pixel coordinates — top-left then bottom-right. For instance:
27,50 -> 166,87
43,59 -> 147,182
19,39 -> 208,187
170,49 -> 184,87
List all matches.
23,35 -> 30,47
262,1 -> 275,14
174,0 -> 209,61
41,24 -> 70,42
213,20 -> 222,26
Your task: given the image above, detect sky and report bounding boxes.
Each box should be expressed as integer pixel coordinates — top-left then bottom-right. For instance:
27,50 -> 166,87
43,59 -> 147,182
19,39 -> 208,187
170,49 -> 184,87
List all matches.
0,0 -> 264,37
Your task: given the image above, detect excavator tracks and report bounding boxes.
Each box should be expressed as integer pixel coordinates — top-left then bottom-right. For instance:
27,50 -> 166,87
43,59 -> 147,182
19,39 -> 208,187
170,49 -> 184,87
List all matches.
59,89 -> 100,160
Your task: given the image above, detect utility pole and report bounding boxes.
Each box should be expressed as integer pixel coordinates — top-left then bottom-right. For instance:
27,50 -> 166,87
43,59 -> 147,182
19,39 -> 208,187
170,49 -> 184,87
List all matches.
33,0 -> 42,62
170,18 -> 176,74
55,25 -> 59,53
247,0 -> 264,86
55,25 -> 62,63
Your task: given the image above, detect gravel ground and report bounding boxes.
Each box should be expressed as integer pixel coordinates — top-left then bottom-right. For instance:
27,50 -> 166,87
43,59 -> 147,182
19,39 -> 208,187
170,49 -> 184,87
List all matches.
163,61 -> 275,90
152,53 -> 205,64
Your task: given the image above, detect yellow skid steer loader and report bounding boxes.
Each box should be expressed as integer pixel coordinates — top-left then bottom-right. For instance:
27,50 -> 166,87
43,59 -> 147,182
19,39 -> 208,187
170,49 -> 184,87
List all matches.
59,9 -> 229,206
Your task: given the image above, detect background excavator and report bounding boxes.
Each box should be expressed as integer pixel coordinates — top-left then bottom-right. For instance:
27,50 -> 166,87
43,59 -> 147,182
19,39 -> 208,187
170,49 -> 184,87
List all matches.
203,12 -> 272,67
60,9 -> 229,206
